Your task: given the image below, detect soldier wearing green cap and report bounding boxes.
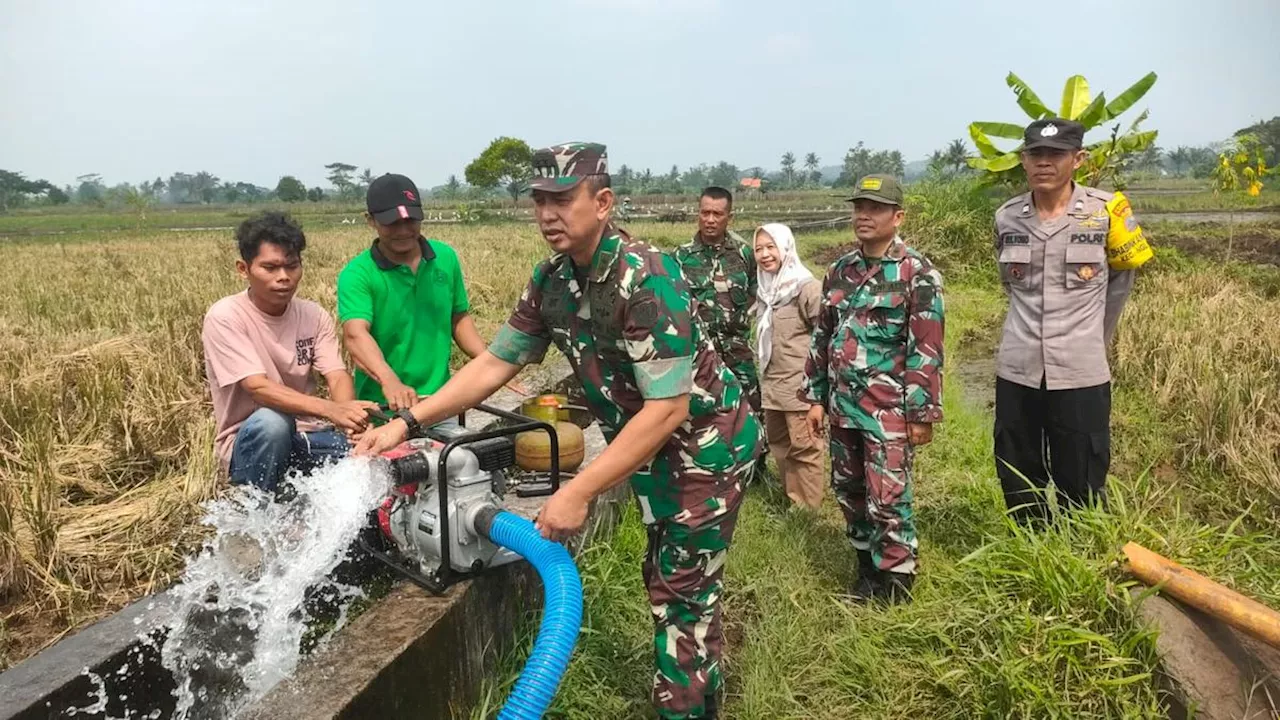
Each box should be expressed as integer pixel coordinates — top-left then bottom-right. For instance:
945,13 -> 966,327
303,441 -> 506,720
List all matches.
355,142 -> 761,720
801,173 -> 945,603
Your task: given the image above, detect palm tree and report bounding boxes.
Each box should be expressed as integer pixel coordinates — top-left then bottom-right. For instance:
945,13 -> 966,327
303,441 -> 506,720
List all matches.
944,139 -> 970,174
928,150 -> 946,175
192,171 -> 220,204
804,152 -> 820,186
780,152 -> 797,188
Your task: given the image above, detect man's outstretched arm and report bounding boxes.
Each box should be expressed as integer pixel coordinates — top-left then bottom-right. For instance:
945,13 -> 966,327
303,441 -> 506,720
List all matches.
352,351 -> 523,454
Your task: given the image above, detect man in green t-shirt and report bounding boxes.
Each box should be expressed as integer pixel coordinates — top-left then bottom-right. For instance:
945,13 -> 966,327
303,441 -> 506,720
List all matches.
337,173 -> 487,409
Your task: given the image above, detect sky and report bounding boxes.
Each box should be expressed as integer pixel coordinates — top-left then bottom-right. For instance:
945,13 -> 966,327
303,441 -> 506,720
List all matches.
2,0 -> 1277,190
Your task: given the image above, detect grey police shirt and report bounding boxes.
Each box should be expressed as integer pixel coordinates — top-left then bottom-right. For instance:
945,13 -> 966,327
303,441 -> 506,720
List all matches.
994,183 -> 1135,390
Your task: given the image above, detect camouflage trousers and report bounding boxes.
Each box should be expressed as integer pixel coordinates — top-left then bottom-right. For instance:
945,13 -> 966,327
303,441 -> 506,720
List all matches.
641,462 -> 750,719
829,426 -> 918,574
720,342 -> 761,415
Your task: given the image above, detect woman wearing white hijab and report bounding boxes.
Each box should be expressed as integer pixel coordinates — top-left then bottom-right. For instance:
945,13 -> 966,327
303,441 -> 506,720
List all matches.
754,223 -> 826,509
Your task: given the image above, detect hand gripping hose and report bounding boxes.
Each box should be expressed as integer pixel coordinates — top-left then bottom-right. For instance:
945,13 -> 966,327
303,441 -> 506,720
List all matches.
474,507 -> 583,719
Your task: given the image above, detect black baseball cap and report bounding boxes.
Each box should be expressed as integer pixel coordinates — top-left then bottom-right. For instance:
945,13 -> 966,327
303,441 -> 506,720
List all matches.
1023,118 -> 1085,151
366,173 -> 424,225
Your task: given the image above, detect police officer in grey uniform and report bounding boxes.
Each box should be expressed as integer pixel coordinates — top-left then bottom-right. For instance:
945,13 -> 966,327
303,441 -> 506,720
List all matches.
993,118 -> 1136,523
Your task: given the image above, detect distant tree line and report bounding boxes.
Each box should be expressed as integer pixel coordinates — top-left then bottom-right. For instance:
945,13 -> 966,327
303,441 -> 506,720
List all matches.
0,162 -> 389,212
4,116 -> 1272,212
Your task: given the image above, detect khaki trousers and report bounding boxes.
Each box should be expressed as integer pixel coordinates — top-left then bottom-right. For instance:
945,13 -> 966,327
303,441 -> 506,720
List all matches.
763,409 -> 826,509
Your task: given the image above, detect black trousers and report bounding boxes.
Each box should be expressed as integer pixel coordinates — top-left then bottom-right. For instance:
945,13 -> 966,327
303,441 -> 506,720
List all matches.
994,377 -> 1111,523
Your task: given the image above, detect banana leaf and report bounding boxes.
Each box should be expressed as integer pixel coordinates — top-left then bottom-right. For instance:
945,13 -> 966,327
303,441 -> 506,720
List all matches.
972,152 -> 1022,172
1126,109 -> 1151,135
1117,130 -> 1158,153
1076,93 -> 1108,129
968,123 -> 1005,159
1104,72 -> 1158,121
971,122 -> 1025,140
1060,75 -> 1091,119
1006,72 -> 1052,120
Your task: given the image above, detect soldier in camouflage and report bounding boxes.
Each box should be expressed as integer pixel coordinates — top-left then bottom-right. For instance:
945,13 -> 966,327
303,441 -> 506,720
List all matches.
801,174 -> 945,603
355,142 -> 760,720
674,187 -> 761,415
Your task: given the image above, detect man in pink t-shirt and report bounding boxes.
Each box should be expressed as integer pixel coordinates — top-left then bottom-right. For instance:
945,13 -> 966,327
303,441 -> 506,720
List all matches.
202,211 -> 376,494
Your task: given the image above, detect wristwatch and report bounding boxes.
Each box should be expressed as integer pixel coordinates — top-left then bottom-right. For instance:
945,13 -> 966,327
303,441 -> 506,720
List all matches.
396,409 -> 424,438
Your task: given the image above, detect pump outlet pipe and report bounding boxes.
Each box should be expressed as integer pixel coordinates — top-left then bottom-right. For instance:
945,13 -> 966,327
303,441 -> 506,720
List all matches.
1124,541 -> 1280,650
472,506 -> 583,719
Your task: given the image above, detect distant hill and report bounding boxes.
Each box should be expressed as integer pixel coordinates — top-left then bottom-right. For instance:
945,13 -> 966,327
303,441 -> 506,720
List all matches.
818,161 -> 932,184
904,160 -> 930,181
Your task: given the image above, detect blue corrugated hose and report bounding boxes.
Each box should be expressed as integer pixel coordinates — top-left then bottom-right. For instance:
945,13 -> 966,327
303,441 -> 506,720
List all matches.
484,511 -> 583,720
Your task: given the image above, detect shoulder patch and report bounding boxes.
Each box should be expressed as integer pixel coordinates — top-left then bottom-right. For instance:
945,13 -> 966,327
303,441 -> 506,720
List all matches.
629,287 -> 659,329
1082,185 -> 1114,202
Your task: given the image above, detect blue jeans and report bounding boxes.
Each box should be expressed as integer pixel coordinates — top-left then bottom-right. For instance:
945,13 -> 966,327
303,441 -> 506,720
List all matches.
228,408 -> 350,493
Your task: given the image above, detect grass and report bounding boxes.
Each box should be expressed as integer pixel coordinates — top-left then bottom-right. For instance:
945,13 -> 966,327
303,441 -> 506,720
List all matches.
3,185 -> 1279,716
469,217 -> 1280,718
474,348 -> 1173,718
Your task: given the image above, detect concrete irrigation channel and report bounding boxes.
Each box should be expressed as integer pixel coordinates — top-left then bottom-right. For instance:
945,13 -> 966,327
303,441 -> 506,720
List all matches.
0,358 -> 626,720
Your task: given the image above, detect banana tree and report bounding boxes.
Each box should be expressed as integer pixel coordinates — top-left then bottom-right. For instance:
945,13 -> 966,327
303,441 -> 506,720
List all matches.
1211,133 -> 1270,261
968,72 -> 1159,187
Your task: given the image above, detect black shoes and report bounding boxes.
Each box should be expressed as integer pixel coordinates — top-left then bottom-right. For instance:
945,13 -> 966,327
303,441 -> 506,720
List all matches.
851,550 -> 880,602
850,551 -> 915,605
878,572 -> 914,604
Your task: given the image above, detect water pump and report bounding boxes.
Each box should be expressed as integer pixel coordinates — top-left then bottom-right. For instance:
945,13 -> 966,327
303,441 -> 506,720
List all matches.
358,403 -> 562,593
358,404 -> 584,719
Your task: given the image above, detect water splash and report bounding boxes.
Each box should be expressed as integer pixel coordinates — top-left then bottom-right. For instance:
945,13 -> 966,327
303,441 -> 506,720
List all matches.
159,456 -> 388,719
62,669 -> 109,716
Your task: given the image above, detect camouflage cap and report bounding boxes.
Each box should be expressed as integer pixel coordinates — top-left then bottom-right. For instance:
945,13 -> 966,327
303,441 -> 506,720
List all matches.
530,142 -> 608,193
847,174 -> 904,206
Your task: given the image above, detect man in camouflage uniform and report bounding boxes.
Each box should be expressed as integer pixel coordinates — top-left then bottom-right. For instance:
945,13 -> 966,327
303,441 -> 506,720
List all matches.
356,143 -> 761,720
801,174 -> 945,603
674,186 -> 761,414
993,119 -> 1136,523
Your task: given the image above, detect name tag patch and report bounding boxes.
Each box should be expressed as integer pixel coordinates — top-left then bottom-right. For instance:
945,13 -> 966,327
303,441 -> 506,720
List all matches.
872,281 -> 908,294
1001,233 -> 1030,246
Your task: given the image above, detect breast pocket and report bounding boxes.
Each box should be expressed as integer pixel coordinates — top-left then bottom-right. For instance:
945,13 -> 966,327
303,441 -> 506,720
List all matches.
856,292 -> 907,343
999,244 -> 1033,288
1065,244 -> 1107,290
591,309 -> 629,367
770,306 -> 807,358
682,264 -> 711,291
